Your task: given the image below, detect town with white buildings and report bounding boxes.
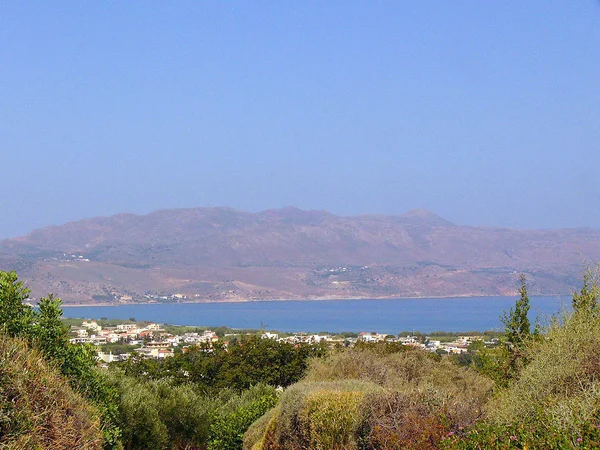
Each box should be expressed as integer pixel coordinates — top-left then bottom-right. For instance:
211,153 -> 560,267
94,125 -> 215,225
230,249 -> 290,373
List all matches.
69,319 -> 497,365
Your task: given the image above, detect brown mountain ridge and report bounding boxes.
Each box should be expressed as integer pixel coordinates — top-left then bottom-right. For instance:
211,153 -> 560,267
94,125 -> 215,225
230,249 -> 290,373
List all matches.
0,207 -> 598,304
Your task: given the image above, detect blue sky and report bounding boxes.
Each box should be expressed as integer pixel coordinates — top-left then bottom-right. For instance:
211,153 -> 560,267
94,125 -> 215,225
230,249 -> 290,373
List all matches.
1,1 -> 599,238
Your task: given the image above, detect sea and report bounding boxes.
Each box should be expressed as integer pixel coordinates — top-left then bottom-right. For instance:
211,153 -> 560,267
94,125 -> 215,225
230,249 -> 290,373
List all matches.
62,296 -> 570,334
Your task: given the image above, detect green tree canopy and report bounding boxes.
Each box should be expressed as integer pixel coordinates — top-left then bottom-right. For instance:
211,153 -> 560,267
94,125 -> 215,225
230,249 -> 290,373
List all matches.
0,270 -> 34,337
572,267 -> 599,314
501,273 -> 531,350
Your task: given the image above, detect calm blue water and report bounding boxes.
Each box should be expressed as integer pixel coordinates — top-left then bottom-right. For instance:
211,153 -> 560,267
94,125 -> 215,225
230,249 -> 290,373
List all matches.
62,296 -> 570,334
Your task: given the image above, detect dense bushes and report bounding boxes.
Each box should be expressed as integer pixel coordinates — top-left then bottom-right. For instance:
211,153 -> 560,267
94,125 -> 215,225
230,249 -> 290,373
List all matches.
103,314 -> 328,449
104,371 -> 278,450
442,309 -> 600,449
435,273 -> 600,448
492,312 -> 600,429
0,334 -> 104,449
210,384 -> 279,450
245,347 -> 493,450
107,333 -> 326,449
105,372 -> 212,450
304,346 -> 493,410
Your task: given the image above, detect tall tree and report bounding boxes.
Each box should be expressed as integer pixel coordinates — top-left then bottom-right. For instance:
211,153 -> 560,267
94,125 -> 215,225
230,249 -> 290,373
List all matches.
0,270 -> 34,337
501,273 -> 531,350
33,294 -> 69,361
572,267 -> 599,314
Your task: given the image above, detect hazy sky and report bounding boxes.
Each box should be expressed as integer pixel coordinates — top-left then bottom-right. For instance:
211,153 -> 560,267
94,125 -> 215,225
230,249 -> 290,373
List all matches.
1,1 -> 599,238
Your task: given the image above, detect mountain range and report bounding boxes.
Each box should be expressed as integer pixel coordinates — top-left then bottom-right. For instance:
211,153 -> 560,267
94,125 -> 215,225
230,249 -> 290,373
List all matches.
1,206 -> 598,304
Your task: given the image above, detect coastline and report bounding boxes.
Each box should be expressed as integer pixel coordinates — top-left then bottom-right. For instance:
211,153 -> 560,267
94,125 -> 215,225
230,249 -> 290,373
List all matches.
60,292 -> 562,308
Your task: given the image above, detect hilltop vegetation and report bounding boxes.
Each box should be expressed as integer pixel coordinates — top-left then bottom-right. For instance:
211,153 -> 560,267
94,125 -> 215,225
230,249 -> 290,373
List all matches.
0,270 -> 121,448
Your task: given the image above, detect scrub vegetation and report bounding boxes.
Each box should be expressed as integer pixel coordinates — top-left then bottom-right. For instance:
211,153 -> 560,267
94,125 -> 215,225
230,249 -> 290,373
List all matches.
244,346 -> 493,450
245,267 -> 600,450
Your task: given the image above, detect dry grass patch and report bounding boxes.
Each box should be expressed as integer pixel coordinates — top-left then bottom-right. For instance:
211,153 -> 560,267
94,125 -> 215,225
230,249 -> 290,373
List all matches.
0,334 -> 103,449
244,380 -> 380,450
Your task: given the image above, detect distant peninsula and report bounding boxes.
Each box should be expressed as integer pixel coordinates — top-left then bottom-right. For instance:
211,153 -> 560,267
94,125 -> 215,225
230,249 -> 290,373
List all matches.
1,206 -> 598,304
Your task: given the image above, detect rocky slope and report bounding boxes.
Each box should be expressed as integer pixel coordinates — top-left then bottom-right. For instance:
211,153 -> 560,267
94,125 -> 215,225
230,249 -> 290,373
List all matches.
0,207 -> 598,304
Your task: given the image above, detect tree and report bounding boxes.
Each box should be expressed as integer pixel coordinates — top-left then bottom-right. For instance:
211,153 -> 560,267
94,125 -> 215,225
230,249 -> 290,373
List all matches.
501,273 -> 531,350
489,273 -> 535,384
0,270 -> 34,337
33,294 -> 69,361
572,267 -> 599,314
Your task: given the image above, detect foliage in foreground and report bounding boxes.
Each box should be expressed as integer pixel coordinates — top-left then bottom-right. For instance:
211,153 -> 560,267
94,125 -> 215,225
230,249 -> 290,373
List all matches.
443,309 -> 600,449
245,271 -> 600,450
104,369 -> 278,450
0,333 -> 104,449
245,346 -> 493,450
443,272 -> 600,449
209,384 -> 279,450
1,270 -> 312,450
0,270 -> 122,448
104,371 -> 212,450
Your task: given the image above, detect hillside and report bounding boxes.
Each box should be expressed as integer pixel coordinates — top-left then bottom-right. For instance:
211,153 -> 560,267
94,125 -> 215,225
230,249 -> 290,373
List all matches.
0,206 -> 599,304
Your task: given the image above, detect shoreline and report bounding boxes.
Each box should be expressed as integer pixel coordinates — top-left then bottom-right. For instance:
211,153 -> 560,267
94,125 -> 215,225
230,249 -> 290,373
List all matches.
60,292 -> 562,308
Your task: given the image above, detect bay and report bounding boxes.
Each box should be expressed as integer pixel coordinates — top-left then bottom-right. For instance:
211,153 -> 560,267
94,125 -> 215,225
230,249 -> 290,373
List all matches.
62,296 -> 570,334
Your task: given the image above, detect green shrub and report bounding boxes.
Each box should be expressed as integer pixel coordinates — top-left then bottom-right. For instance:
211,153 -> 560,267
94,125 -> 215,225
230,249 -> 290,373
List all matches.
495,314 -> 597,418
107,373 -> 170,450
119,335 -> 327,393
152,380 -> 214,447
440,419 -> 600,449
485,310 -> 600,442
106,371 -> 214,450
209,383 -> 278,450
444,287 -> 600,449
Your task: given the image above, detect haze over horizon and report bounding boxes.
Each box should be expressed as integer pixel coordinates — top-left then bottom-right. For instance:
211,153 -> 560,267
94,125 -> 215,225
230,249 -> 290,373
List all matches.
2,2 -> 599,239
5,205 -> 600,242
